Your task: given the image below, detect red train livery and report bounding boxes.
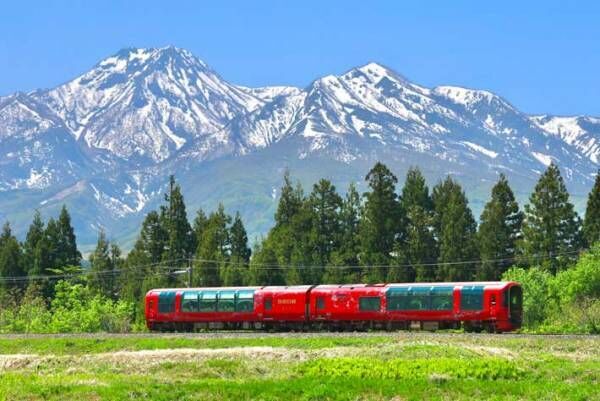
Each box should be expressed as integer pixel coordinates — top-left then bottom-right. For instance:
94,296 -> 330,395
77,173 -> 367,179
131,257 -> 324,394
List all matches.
145,281 -> 523,333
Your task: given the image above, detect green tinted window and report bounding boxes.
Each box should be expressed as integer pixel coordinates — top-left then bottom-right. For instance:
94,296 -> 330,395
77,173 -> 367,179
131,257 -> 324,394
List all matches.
181,292 -> 199,312
461,286 -> 484,310
217,291 -> 235,312
430,287 -> 454,311
387,287 -> 410,310
199,291 -> 217,312
158,291 -> 176,313
236,290 -> 255,312
359,296 -> 381,311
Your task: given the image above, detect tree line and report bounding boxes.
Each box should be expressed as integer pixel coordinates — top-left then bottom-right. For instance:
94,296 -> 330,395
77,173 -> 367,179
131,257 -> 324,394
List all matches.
2,161 -> 600,322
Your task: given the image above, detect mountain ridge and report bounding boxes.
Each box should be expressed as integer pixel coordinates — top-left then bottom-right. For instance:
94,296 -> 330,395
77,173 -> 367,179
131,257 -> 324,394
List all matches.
0,46 -> 598,250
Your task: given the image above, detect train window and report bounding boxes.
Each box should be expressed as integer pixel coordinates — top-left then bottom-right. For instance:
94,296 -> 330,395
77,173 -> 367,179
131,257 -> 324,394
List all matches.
461,286 -> 484,311
199,291 -> 217,312
407,287 -> 430,310
217,291 -> 236,312
264,297 -> 272,311
316,297 -> 325,310
430,287 -> 454,311
158,291 -> 176,314
181,292 -> 200,312
236,290 -> 254,312
387,287 -> 410,310
359,296 -> 381,311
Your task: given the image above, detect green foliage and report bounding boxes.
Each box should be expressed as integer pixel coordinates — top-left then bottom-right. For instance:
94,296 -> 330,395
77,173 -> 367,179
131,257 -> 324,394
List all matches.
433,176 -> 478,281
583,171 -> 600,245
88,230 -> 117,299
359,162 -> 402,282
503,244 -> 600,333
478,174 -> 523,280
519,163 -> 583,273
503,266 -> 555,327
0,222 -> 25,290
300,357 -> 522,380
0,280 -> 135,333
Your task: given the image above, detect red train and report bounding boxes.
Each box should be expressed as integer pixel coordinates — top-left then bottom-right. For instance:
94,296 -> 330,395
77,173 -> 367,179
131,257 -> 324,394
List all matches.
145,281 -> 523,333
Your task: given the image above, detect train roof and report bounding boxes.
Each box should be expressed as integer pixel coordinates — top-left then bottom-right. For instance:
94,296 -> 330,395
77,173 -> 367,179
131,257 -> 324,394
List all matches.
147,281 -> 518,295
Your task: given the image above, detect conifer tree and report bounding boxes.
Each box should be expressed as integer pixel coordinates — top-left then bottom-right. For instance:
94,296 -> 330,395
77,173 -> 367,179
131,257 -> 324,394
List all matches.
327,183 -> 362,283
0,222 -> 25,290
274,170 -> 304,227
433,176 -> 478,281
404,205 -> 437,282
401,167 -> 434,211
477,174 -> 523,280
56,206 -> 81,267
307,179 -> 342,282
89,230 -> 116,298
583,171 -> 600,246
359,162 -> 401,282
23,210 -> 45,275
520,163 -> 583,273
289,200 -> 316,284
161,176 -> 194,273
192,209 -> 208,251
397,167 -> 436,282
222,212 -> 251,286
267,171 -> 306,282
122,210 -> 168,310
194,204 -> 231,286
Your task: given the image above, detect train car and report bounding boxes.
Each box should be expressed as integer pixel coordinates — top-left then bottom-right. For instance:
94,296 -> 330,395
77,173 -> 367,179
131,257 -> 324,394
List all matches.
384,282 -> 522,332
145,281 -> 522,332
145,287 -> 262,331
309,284 -> 388,330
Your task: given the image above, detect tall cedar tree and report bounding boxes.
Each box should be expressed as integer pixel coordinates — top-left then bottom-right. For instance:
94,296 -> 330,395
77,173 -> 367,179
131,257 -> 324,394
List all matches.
520,163 -> 583,273
23,210 -> 45,275
195,204 -> 231,286
56,206 -> 81,268
122,210 -> 168,313
268,172 -> 305,283
161,176 -> 194,284
289,200 -> 316,284
327,183 -> 362,283
192,209 -> 208,250
583,171 -> 600,246
222,212 -> 251,286
359,162 -> 402,282
89,230 -> 116,298
432,176 -> 478,281
477,174 -> 523,280
307,179 -> 342,282
398,167 -> 437,282
0,222 -> 25,291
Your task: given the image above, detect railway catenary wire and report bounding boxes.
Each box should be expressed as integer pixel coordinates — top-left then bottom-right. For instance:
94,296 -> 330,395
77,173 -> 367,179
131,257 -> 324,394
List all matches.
0,248 -> 585,283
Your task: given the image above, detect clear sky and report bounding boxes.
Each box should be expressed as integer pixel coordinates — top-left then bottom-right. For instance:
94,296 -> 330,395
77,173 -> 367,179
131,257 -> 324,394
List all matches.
0,0 -> 598,116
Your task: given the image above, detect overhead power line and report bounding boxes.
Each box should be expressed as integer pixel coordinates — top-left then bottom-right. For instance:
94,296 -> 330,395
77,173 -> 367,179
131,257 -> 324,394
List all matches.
0,248 -> 586,283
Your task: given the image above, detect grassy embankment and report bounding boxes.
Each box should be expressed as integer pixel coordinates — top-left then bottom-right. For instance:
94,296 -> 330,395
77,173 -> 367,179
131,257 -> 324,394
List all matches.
0,333 -> 598,400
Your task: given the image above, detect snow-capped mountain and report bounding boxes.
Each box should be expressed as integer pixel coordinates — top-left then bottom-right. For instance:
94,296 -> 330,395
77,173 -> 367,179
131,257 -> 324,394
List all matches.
0,47 -> 598,249
32,46 -> 273,164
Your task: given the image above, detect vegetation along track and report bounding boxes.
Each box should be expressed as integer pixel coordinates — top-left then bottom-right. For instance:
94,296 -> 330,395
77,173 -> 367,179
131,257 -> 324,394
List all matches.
1,332 -> 598,400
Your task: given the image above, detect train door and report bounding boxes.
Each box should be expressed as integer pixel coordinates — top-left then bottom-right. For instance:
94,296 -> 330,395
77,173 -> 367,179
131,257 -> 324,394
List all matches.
508,286 -> 523,326
264,295 -> 273,319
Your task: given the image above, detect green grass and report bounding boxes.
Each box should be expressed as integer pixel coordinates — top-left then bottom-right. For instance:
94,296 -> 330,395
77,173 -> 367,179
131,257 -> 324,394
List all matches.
0,333 -> 599,400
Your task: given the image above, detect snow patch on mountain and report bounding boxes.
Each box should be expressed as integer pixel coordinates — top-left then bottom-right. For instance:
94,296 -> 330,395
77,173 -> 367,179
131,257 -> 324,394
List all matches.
462,141 -> 498,158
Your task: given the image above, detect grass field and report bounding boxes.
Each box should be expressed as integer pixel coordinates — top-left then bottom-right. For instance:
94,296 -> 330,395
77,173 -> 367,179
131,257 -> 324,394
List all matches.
0,333 -> 598,400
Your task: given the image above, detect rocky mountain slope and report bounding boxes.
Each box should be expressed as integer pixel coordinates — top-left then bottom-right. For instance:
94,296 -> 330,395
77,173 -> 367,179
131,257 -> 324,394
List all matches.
0,47 -> 597,250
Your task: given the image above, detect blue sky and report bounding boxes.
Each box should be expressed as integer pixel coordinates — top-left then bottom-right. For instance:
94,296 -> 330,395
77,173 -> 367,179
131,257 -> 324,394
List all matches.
0,0 -> 598,116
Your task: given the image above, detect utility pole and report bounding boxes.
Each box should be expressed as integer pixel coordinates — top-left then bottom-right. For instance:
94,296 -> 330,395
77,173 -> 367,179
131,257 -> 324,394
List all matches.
187,258 -> 192,288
